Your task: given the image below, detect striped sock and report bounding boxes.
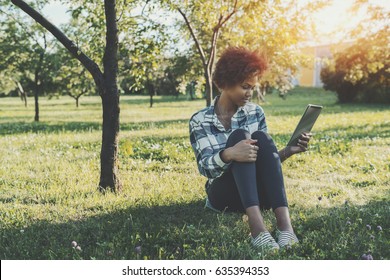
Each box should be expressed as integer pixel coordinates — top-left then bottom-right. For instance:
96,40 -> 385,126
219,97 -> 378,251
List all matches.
251,231 -> 280,251
275,229 -> 299,248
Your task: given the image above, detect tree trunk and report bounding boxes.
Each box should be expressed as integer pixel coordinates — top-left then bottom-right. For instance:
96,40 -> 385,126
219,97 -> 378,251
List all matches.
34,84 -> 39,122
76,97 -> 79,108
33,55 -> 43,122
150,93 -> 153,108
189,81 -> 194,100
12,0 -> 122,192
99,0 -> 122,193
146,80 -> 154,108
15,81 -> 27,107
204,71 -> 213,107
99,92 -> 121,192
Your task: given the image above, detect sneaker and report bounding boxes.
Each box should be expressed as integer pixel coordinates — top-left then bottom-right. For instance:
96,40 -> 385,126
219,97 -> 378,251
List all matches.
275,229 -> 299,248
251,231 -> 280,251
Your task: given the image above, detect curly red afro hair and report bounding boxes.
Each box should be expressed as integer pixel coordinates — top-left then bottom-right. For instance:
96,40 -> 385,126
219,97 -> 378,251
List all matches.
212,46 -> 268,89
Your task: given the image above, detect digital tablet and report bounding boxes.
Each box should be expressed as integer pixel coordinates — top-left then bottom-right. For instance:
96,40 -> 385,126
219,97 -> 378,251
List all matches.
287,104 -> 323,146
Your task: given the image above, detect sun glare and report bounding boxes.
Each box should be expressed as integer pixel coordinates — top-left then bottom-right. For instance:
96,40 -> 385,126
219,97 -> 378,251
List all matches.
309,0 -> 388,44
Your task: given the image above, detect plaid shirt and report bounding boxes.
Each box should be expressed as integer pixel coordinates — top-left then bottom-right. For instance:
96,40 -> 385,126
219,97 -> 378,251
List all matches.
189,95 -> 267,190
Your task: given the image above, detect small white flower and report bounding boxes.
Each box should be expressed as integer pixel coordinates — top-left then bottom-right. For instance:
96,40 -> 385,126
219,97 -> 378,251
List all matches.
150,144 -> 161,150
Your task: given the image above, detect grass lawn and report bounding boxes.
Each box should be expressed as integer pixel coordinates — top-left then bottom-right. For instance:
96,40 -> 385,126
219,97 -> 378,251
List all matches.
0,87 -> 389,260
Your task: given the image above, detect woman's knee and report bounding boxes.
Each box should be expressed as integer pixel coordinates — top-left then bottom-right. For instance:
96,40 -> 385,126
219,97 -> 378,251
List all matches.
226,128 -> 250,147
251,130 -> 272,143
251,130 -> 274,145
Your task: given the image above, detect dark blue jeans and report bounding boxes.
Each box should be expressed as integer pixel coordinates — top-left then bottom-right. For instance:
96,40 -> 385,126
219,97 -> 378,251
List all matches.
207,129 -> 288,213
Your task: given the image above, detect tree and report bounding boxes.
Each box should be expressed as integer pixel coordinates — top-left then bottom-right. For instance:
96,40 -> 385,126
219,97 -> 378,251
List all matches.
125,32 -> 167,108
162,0 -> 327,104
55,49 -> 96,107
221,0 -> 327,99
321,0 -> 389,103
0,2 -> 53,120
321,33 -> 389,103
164,0 -> 238,106
11,0 -> 122,192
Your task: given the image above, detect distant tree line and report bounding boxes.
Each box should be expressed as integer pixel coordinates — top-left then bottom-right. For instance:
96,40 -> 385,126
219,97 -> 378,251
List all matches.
321,0 -> 389,103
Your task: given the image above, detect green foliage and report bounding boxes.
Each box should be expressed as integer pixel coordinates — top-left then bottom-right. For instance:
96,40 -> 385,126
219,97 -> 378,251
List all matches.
163,0 -> 329,98
321,34 -> 390,103
223,0 -> 328,97
0,88 -> 389,260
321,1 -> 389,104
0,1 -> 55,97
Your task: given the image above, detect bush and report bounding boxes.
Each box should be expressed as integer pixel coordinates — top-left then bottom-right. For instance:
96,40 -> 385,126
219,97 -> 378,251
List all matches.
321,33 -> 389,104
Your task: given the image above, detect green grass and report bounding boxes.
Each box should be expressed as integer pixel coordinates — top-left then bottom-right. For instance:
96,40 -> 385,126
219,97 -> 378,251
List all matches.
0,87 -> 389,260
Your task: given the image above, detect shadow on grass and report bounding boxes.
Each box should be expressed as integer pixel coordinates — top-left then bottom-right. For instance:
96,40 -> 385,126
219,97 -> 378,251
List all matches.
119,96 -> 189,106
0,119 -> 189,136
283,198 -> 390,260
0,199 -> 234,260
1,195 -> 388,260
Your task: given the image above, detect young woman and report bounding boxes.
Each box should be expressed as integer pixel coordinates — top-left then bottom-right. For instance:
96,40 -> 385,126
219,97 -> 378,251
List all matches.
189,47 -> 312,251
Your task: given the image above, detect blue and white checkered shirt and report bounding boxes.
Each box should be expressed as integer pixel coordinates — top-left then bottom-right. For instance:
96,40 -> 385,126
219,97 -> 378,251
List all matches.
189,95 -> 267,190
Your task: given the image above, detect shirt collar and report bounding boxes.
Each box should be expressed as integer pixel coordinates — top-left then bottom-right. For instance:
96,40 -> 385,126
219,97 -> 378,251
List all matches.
206,95 -> 247,116
205,95 -> 248,130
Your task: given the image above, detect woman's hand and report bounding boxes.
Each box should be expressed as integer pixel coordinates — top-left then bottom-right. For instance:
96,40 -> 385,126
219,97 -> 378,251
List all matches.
289,132 -> 312,155
221,139 -> 259,163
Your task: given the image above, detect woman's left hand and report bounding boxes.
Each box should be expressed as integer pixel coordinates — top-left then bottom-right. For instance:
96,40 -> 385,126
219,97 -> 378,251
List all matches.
289,132 -> 312,155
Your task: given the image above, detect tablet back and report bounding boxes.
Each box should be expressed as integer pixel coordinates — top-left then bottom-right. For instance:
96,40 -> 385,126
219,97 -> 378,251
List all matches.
287,104 -> 322,146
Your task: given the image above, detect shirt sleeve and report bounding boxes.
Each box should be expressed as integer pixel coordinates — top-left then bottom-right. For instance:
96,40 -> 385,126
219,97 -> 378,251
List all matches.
257,106 -> 268,132
189,116 -> 231,179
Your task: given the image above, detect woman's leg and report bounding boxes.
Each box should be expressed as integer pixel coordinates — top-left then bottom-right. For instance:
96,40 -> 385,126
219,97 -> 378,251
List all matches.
207,128 -> 268,237
251,131 -> 293,232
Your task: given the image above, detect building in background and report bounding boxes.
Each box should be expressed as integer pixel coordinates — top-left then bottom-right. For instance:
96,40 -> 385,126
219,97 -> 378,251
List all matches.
296,41 -> 354,87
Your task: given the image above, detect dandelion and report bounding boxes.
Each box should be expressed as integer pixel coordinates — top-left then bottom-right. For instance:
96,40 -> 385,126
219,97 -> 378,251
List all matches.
346,221 -> 351,226
71,241 -> 77,248
366,224 -> 371,230
107,250 -> 113,256
377,225 -> 382,231
76,245 -> 82,251
370,235 -> 375,240
20,229 -> 25,234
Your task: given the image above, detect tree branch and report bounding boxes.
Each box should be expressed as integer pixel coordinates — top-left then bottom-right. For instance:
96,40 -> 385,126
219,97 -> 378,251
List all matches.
206,0 -> 238,73
219,0 -> 237,27
116,0 -> 126,21
11,0 -> 104,92
206,29 -> 217,73
177,7 -> 206,67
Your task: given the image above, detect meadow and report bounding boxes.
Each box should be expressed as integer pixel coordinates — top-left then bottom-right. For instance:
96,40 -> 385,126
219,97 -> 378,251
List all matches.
0,87 -> 389,260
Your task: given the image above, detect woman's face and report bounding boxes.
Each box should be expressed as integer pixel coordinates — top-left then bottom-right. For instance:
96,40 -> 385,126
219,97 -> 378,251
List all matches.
222,75 -> 258,107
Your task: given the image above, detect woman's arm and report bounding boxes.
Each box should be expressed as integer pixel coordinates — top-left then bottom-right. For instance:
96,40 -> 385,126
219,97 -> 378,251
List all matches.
279,132 -> 312,163
278,146 -> 294,163
189,117 -> 232,179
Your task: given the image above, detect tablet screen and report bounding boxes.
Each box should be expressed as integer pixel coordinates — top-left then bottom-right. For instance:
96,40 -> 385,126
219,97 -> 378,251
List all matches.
287,104 -> 322,146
